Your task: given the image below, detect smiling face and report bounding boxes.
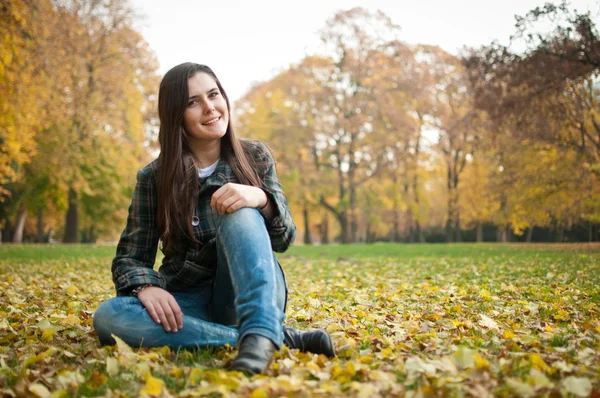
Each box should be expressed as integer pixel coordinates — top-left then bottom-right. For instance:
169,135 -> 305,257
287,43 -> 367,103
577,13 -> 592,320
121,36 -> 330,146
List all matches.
183,72 -> 229,145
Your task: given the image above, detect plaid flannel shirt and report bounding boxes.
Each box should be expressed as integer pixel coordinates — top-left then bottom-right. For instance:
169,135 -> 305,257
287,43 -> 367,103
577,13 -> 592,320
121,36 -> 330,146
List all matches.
111,140 -> 296,296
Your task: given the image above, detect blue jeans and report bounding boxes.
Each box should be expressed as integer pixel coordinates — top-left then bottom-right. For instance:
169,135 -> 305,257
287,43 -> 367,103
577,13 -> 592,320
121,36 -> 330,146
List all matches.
93,208 -> 287,349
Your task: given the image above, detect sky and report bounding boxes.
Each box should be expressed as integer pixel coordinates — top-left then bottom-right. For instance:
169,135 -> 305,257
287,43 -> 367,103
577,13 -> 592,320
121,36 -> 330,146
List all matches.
132,0 -> 599,102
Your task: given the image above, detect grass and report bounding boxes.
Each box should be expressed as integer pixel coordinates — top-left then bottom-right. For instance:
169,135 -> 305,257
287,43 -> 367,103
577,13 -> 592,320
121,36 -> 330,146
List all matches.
0,243 -> 599,396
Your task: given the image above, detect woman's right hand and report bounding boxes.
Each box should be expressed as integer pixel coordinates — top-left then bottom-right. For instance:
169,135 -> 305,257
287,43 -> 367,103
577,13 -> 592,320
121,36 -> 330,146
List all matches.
137,287 -> 183,332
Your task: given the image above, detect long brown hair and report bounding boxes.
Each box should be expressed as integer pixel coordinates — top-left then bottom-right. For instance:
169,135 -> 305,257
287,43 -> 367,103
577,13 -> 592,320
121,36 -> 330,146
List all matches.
156,63 -> 261,252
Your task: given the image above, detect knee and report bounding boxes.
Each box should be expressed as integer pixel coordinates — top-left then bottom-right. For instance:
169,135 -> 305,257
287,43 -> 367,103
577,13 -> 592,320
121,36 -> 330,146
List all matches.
93,297 -> 137,345
219,208 -> 263,231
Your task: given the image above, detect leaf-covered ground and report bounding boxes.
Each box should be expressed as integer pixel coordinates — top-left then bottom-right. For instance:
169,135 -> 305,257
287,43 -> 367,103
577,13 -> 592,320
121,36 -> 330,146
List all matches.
0,243 -> 599,397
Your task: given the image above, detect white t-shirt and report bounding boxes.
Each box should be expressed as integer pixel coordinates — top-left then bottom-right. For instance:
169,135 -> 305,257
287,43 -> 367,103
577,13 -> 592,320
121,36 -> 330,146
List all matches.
198,159 -> 219,178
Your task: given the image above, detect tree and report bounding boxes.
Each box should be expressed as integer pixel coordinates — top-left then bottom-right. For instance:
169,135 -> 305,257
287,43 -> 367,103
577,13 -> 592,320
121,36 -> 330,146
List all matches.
465,1 -> 600,173
309,8 -> 400,242
0,0 -> 159,243
50,0 -> 158,242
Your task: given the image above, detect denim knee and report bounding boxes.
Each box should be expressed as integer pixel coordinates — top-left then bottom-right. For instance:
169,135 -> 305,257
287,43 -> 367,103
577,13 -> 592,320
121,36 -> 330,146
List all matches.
92,297 -> 139,346
93,299 -> 116,345
218,208 -> 264,231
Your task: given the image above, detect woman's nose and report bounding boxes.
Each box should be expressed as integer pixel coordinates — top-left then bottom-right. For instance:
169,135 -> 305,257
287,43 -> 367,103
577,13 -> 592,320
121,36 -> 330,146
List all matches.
203,100 -> 215,114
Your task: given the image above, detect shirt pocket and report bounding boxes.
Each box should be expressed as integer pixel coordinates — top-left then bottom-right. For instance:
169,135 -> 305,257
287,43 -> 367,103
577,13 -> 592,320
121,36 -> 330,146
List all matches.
160,239 -> 218,291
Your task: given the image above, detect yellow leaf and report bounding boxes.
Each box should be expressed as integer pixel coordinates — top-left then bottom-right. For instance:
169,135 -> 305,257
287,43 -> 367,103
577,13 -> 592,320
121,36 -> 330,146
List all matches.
139,352 -> 160,361
24,348 -> 58,367
528,369 -> 553,390
530,353 -> 550,373
155,346 -> 171,356
507,378 -> 535,397
113,334 -> 134,355
37,319 -> 60,332
474,353 -> 490,370
553,310 -> 570,321
50,389 -> 69,398
106,357 -> 119,377
187,368 -> 204,386
562,376 -> 592,397
61,314 -> 80,326
169,366 -> 182,377
139,374 -> 165,397
28,383 -> 51,398
251,388 -> 268,398
504,330 -> 515,339
453,347 -> 475,369
41,329 -> 56,342
358,355 -> 373,364
479,314 -> 499,330
306,362 -> 320,371
66,285 -> 78,295
345,362 -> 356,376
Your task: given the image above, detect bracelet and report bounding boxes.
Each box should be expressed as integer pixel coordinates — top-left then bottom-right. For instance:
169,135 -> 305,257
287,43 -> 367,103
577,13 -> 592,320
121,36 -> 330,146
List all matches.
131,284 -> 153,297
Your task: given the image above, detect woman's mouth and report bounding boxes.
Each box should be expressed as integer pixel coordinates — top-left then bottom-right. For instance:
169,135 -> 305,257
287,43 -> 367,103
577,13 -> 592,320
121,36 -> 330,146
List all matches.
202,117 -> 220,126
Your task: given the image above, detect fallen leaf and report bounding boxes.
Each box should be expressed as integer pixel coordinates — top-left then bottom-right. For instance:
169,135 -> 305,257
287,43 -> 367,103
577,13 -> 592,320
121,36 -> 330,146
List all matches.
562,376 -> 592,397
139,374 -> 165,397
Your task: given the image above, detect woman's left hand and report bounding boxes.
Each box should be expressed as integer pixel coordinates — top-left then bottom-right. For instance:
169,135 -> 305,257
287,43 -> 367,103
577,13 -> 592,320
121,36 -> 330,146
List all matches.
211,183 -> 268,215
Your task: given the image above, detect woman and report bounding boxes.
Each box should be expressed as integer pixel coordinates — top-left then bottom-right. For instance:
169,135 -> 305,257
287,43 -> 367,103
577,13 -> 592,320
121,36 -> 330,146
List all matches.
93,63 -> 334,375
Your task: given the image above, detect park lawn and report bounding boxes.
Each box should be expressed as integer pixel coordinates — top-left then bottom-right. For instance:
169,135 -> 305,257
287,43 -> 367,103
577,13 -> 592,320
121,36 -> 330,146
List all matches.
0,243 -> 599,397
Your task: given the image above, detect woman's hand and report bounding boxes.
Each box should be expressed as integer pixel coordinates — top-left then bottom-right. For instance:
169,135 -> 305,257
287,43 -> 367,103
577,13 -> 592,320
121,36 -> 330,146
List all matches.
137,287 -> 183,332
211,183 -> 268,215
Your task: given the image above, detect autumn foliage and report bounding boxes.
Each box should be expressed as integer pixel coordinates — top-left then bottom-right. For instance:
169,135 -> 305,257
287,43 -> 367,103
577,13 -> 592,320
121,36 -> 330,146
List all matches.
1,2 -> 599,244
236,6 -> 600,244
0,0 -> 159,243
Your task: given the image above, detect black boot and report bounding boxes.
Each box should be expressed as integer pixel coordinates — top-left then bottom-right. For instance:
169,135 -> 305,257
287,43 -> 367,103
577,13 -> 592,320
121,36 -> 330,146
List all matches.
283,327 -> 336,358
230,334 -> 276,375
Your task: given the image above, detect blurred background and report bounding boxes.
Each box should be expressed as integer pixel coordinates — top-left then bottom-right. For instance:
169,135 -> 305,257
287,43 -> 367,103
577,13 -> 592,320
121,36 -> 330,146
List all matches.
1,0 -> 599,245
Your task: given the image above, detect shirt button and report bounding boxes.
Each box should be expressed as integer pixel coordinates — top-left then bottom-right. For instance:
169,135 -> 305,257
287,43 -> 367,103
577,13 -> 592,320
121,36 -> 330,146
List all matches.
192,216 -> 200,227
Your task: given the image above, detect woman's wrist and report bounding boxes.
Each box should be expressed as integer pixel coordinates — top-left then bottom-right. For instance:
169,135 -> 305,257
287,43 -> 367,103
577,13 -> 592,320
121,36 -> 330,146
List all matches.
131,284 -> 153,297
259,197 -> 269,210
257,188 -> 269,210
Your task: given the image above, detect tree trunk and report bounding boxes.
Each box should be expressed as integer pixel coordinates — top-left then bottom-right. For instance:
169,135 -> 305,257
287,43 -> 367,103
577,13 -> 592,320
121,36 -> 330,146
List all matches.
393,208 -> 400,242
88,226 -> 96,243
63,188 -> 79,243
366,221 -> 375,243
37,208 -> 44,243
392,174 -> 400,242
321,213 -> 329,244
476,223 -> 483,242
339,213 -> 350,243
1,219 -> 13,243
404,182 -> 414,242
556,224 -> 565,242
303,203 -> 312,245
12,203 -> 27,243
588,221 -> 592,243
445,165 -> 454,242
454,210 -> 462,242
497,225 -> 508,242
413,125 -> 423,243
349,183 -> 358,243
415,221 -> 423,242
526,227 -> 534,243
